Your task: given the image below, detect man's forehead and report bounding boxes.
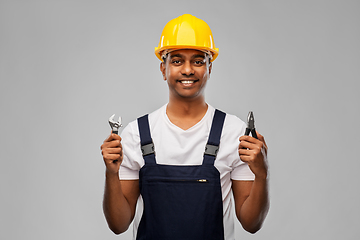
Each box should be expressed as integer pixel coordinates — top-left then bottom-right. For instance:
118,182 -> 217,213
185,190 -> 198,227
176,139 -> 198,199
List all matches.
168,49 -> 206,58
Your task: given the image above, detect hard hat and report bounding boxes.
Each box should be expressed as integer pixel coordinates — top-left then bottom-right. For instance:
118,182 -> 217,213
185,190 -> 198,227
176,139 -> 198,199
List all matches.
155,14 -> 219,62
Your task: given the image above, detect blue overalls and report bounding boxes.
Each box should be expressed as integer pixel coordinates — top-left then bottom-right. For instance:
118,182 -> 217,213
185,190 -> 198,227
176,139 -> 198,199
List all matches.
136,109 -> 226,240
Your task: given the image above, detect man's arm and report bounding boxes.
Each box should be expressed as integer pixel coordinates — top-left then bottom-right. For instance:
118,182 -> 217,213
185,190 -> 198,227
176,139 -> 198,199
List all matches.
101,133 -> 140,234
232,132 -> 269,234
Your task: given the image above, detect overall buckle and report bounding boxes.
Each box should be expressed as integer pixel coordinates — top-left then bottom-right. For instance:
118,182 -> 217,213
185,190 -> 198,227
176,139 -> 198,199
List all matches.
141,143 -> 155,156
204,144 -> 219,157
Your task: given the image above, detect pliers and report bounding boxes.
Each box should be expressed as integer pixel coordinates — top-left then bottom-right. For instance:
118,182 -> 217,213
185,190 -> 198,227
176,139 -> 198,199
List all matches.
244,111 -> 258,139
108,114 -> 122,135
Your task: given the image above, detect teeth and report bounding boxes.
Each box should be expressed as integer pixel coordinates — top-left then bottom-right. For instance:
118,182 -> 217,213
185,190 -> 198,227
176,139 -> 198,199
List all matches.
181,81 -> 194,84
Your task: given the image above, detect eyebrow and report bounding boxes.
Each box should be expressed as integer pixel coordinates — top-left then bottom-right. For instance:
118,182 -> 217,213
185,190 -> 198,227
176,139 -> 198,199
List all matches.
192,54 -> 206,59
169,53 -> 206,59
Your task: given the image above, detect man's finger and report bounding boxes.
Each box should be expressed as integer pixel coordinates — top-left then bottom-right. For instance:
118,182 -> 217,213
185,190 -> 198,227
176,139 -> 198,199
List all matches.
238,148 -> 251,156
256,131 -> 267,145
104,132 -> 122,143
239,135 -> 259,144
101,139 -> 121,150
239,140 -> 251,150
107,147 -> 122,154
104,153 -> 121,162
239,155 -> 252,163
255,131 -> 268,153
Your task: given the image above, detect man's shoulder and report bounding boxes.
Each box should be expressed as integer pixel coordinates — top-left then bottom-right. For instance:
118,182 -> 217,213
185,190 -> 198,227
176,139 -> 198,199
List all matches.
224,111 -> 246,127
122,105 -> 166,132
148,104 -> 166,120
212,107 -> 246,128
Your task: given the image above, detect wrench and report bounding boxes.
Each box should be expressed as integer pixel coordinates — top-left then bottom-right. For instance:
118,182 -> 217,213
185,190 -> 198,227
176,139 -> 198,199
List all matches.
108,114 -> 122,135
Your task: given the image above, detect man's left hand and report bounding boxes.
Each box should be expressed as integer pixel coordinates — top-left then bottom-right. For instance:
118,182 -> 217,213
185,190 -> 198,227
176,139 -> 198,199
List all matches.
238,132 -> 268,179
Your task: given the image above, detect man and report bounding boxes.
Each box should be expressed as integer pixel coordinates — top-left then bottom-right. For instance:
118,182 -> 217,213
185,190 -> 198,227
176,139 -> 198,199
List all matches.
101,14 -> 269,240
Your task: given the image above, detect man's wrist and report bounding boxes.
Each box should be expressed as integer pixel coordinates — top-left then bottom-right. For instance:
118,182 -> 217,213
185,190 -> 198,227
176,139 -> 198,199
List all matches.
254,172 -> 268,182
105,169 -> 120,179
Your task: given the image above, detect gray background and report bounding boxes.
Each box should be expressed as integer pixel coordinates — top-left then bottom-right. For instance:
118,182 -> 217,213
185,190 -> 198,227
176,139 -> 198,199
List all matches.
1,0 -> 359,239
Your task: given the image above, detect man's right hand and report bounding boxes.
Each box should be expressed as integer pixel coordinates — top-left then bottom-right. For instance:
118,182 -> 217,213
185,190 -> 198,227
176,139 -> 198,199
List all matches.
101,133 -> 123,174
101,133 -> 139,234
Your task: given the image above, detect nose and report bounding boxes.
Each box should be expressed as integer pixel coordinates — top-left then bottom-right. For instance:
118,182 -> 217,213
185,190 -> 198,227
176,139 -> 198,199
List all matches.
180,60 -> 194,76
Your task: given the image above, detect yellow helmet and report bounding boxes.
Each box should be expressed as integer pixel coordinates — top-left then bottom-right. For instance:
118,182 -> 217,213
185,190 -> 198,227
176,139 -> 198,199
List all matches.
155,14 -> 219,62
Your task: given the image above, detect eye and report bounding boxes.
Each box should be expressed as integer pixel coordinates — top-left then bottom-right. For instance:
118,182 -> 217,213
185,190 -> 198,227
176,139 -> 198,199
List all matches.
193,59 -> 206,66
171,59 -> 182,65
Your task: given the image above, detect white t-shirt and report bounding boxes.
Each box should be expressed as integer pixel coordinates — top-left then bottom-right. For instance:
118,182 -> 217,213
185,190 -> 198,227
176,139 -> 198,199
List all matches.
120,104 -> 255,240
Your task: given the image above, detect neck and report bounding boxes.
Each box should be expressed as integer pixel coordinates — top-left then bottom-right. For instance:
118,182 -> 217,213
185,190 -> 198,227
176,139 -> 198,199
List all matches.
166,96 -> 208,130
167,95 -> 207,118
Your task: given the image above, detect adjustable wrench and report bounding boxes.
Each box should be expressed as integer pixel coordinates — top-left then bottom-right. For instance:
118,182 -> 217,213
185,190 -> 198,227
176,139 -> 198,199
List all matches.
108,114 -> 122,134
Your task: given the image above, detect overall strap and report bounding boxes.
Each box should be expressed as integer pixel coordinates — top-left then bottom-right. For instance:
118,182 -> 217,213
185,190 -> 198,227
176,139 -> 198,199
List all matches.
137,114 -> 156,165
203,109 -> 226,166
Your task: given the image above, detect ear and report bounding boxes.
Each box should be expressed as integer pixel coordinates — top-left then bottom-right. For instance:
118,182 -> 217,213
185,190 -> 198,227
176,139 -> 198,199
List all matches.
160,62 -> 166,81
208,62 -> 212,75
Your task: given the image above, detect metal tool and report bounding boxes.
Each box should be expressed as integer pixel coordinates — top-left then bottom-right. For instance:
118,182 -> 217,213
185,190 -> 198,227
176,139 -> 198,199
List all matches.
244,111 -> 258,139
108,114 -> 122,134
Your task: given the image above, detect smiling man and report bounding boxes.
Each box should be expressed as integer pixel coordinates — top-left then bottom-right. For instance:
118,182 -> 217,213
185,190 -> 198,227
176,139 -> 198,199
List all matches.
101,14 -> 269,240
162,50 -> 209,101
